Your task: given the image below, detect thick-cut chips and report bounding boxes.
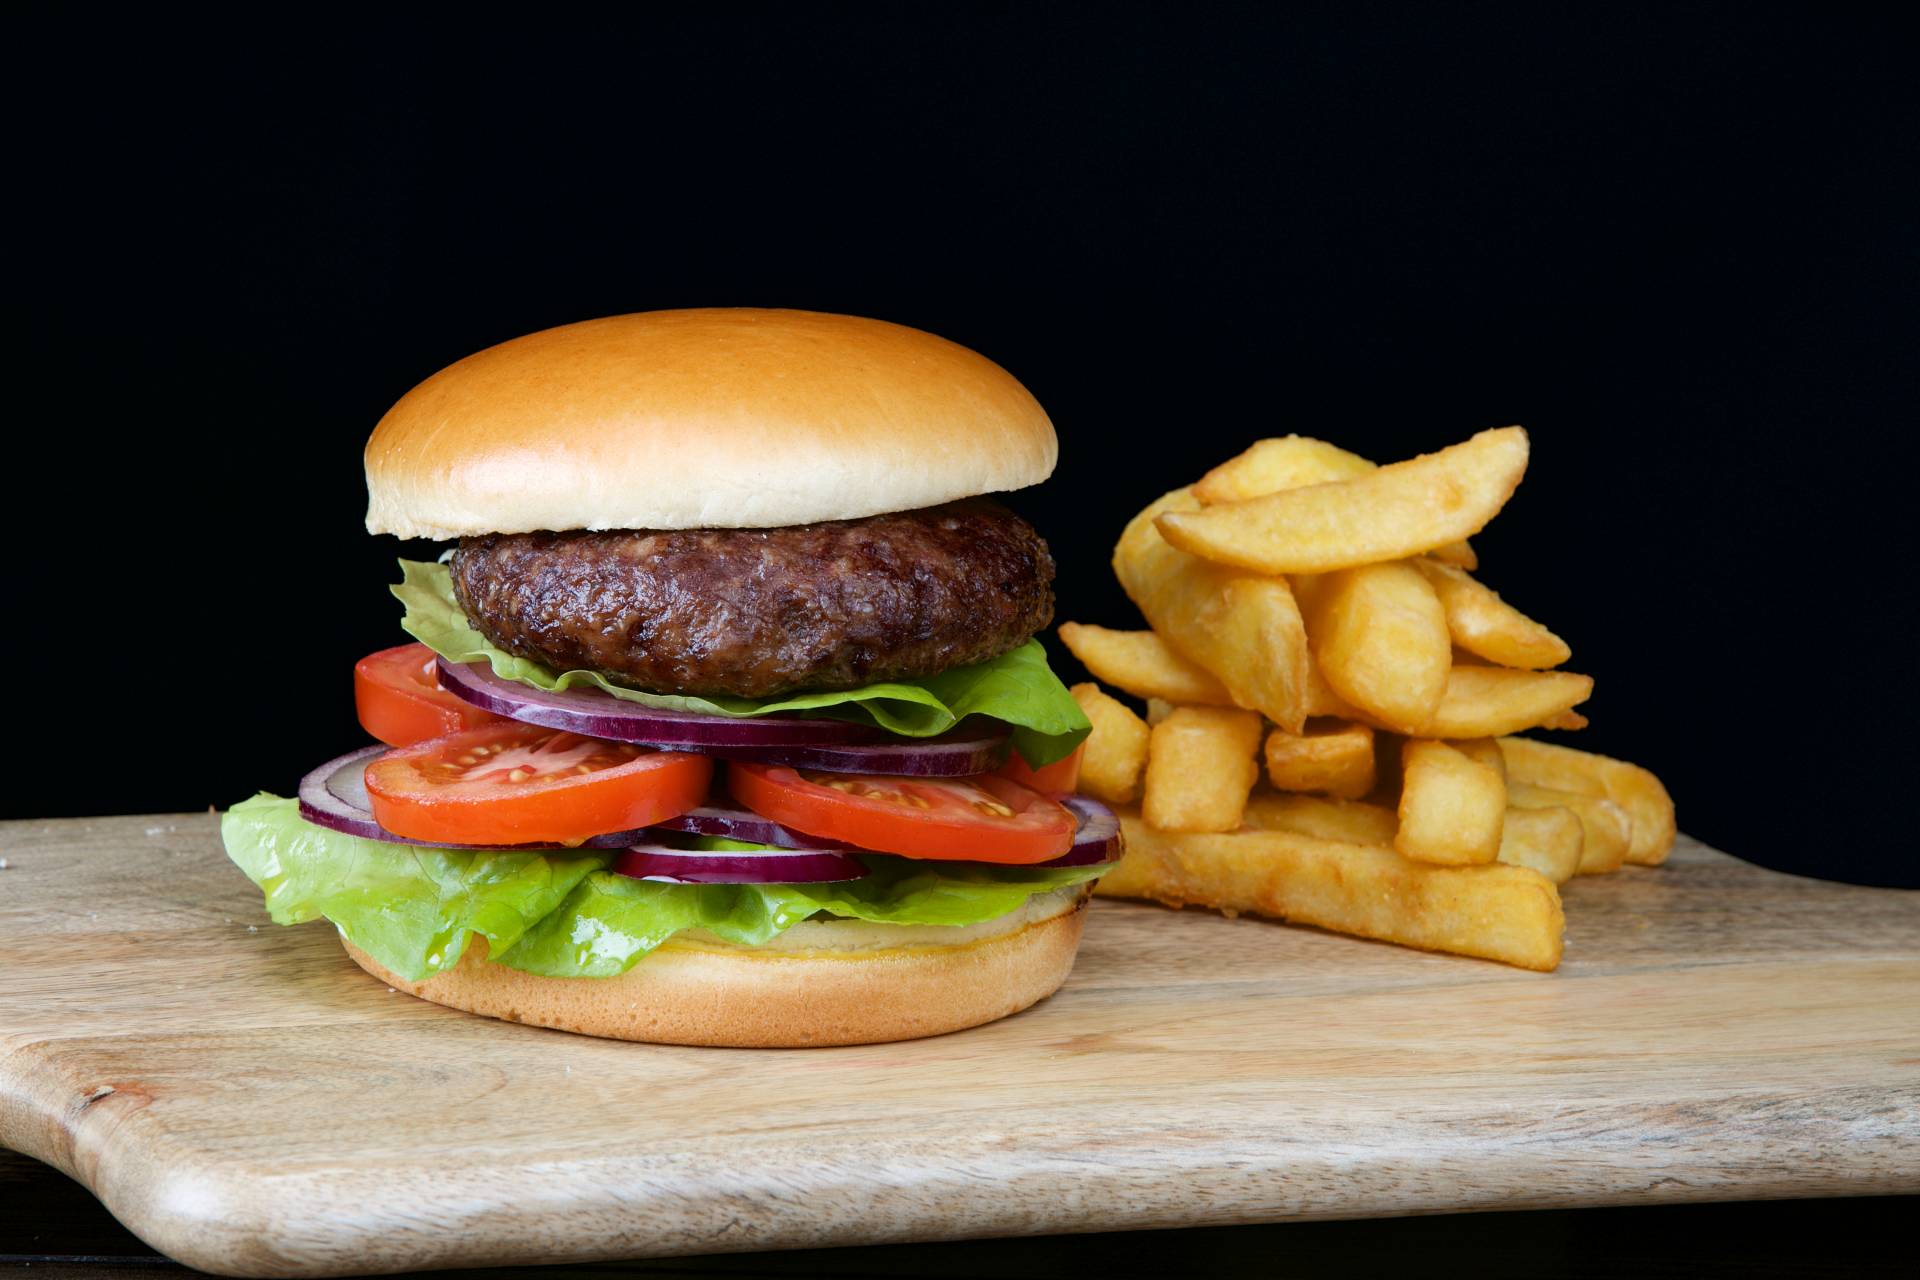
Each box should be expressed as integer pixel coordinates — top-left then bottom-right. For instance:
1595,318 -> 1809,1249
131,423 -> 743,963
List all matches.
1301,562 -> 1451,734
1145,697 -> 1176,724
1057,623 -> 1235,707
1500,738 -> 1673,866
1507,781 -> 1629,875
1069,682 -> 1151,806
1143,706 -> 1264,833
1242,791 -> 1399,847
1415,559 -> 1571,670
1262,721 -> 1376,799
1496,805 -> 1582,884
1114,489 -> 1311,732
1396,740 -> 1506,865
1155,427 -> 1530,574
1451,736 -> 1507,781
1096,812 -> 1565,971
1194,436 -> 1478,567
1193,436 -> 1375,503
1424,667 -> 1594,738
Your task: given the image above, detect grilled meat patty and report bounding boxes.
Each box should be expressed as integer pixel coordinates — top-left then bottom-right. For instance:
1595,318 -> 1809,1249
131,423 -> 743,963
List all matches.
450,499 -> 1055,698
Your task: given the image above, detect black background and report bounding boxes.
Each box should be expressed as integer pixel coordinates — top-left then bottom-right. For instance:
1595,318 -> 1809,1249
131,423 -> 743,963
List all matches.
13,7 -> 1916,886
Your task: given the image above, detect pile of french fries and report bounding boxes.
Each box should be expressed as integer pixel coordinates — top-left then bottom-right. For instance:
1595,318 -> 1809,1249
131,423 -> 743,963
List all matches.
1061,428 -> 1674,971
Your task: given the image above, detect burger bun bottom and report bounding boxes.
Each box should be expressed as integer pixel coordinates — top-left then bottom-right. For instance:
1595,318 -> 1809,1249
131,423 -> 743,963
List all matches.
342,889 -> 1089,1047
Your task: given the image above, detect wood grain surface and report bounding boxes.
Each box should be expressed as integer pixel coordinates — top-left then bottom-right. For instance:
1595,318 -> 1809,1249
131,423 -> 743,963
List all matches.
1,813 -> 1916,1279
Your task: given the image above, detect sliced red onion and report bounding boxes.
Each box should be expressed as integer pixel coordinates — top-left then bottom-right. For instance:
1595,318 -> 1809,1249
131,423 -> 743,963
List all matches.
296,745 -> 650,850
1035,795 -> 1123,868
612,842 -> 866,884
649,803 -> 853,850
436,657 -> 874,746
436,656 -> 1010,775
748,725 -> 1009,776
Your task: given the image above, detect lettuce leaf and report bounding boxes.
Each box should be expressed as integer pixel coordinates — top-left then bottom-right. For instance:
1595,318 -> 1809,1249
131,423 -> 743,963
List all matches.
394,559 -> 1090,766
222,796 -> 1109,982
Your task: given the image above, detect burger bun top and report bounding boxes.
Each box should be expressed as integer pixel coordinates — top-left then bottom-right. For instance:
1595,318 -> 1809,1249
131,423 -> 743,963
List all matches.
364,308 -> 1057,539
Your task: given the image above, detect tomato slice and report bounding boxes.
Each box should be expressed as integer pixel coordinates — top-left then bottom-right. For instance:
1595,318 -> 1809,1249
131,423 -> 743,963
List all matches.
995,742 -> 1084,799
355,643 -> 504,748
364,721 -> 712,845
727,763 -> 1075,863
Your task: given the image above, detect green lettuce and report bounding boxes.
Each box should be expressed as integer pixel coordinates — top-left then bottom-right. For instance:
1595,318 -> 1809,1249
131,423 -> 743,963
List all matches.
394,559 -> 1090,766
222,796 -> 1108,982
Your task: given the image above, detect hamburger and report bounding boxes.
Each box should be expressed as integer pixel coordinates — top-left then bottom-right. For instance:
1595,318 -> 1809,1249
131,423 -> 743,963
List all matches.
220,308 -> 1115,1047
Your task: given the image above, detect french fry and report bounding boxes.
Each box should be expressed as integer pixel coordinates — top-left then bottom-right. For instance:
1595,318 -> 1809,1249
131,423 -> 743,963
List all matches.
1155,427 -> 1529,574
1396,740 -> 1507,865
1301,658 -> 1361,718
1243,791 -> 1398,847
1301,562 -> 1451,734
1424,666 -> 1594,738
1415,558 -> 1571,670
1194,436 -> 1477,567
1143,706 -> 1264,832
1145,698 -> 1176,724
1097,812 -> 1565,971
1508,780 -> 1629,875
1496,805 -> 1582,885
1452,736 -> 1507,782
1262,721 -> 1376,799
1192,435 -> 1375,503
1057,623 -> 1234,707
1114,489 -> 1311,732
1500,737 -> 1673,866
1068,683 -> 1151,806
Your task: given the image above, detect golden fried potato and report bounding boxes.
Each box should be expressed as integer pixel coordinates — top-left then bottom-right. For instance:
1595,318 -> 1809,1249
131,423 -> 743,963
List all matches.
1068,683 -> 1151,806
1496,805 -> 1582,884
1451,736 -> 1507,781
1145,697 -> 1176,724
1155,427 -> 1530,574
1143,706 -> 1265,833
1262,721 -> 1376,799
1195,436 -> 1477,567
1424,667 -> 1594,738
1301,561 -> 1451,734
1114,489 -> 1311,732
1242,791 -> 1398,846
1396,740 -> 1507,865
1192,435 -> 1375,503
1415,559 -> 1571,670
1501,737 -> 1672,865
1427,539 -> 1479,571
1057,623 -> 1235,707
1507,781 -> 1629,875
1096,812 -> 1564,971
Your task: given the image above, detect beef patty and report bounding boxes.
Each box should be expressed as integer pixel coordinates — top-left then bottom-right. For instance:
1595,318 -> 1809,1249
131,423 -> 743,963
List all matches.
450,499 -> 1055,698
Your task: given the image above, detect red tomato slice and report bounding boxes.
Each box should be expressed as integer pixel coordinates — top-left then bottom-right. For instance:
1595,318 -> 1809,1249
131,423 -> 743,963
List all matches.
364,721 -> 712,845
995,742 -> 1084,799
355,643 -> 504,748
727,763 -> 1075,864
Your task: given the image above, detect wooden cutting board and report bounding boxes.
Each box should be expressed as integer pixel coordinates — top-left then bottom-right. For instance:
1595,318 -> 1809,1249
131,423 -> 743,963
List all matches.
2,814 -> 1916,1278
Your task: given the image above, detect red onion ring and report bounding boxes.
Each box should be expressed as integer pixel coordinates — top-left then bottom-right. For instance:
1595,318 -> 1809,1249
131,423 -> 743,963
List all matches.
435,656 -> 1011,775
1037,796 -> 1123,868
611,842 -> 866,884
649,803 -> 854,850
436,657 -> 873,745
296,745 -> 651,850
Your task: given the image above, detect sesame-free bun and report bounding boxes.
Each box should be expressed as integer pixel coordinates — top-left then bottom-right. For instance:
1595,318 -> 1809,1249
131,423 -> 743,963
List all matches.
365,309 -> 1057,539
341,887 -> 1089,1047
